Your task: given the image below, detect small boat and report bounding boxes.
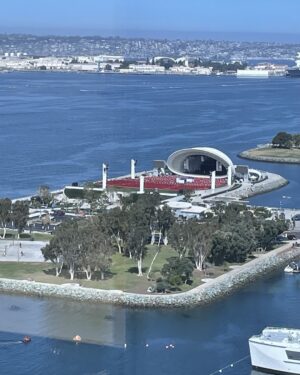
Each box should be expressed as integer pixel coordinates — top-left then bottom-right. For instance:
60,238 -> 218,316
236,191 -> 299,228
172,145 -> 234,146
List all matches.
249,327 -> 300,374
284,262 -> 300,273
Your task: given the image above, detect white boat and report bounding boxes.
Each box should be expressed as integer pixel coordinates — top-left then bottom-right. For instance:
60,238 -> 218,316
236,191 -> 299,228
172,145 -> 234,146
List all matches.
284,262 -> 300,273
249,327 -> 300,374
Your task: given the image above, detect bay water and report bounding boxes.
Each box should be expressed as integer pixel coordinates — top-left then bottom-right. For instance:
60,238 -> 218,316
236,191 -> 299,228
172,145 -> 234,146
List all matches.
0,72 -> 300,374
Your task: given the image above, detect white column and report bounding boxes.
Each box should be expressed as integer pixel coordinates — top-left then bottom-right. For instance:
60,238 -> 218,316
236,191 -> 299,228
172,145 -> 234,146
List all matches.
211,171 -> 216,190
131,159 -> 136,179
139,175 -> 145,194
102,163 -> 108,190
227,166 -> 232,187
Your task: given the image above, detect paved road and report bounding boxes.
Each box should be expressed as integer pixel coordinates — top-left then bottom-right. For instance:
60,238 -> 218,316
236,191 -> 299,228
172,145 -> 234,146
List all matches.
0,240 -> 48,262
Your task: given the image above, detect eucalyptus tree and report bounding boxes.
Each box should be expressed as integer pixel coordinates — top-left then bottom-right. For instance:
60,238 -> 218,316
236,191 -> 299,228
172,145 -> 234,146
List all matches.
186,220 -> 215,271
168,222 -> 189,259
126,202 -> 151,276
11,201 -> 29,238
55,220 -> 82,280
147,205 -> 175,279
105,207 -> 129,254
79,219 -> 114,280
157,205 -> 175,245
0,198 -> 12,238
42,237 -> 64,277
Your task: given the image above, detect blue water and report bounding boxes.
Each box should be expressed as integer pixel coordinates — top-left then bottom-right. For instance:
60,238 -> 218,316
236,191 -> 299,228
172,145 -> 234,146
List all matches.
1,72 -> 300,374
0,72 -> 299,207
1,272 -> 300,375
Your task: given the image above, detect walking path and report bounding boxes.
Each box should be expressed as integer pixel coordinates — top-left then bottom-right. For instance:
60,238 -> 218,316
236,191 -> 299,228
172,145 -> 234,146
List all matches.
0,240 -> 47,262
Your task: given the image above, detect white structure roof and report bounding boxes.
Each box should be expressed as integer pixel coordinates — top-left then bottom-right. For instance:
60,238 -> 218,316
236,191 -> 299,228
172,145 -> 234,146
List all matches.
167,147 -> 233,178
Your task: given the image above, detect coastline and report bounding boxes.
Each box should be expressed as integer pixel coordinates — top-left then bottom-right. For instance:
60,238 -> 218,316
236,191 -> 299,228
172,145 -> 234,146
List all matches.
239,148 -> 300,164
0,243 -> 298,308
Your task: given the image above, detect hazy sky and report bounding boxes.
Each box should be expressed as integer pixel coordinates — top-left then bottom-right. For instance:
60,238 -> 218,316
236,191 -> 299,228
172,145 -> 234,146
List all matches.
1,0 -> 300,42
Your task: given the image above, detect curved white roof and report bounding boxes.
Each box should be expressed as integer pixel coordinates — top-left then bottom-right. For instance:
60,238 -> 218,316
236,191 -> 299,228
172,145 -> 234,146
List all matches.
167,147 -> 233,178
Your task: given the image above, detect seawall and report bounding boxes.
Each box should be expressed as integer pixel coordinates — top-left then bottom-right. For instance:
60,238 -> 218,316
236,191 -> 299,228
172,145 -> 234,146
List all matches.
0,243 -> 299,308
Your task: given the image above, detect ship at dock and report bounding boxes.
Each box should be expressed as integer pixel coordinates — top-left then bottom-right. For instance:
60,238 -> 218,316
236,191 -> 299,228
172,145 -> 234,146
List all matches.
287,52 -> 300,77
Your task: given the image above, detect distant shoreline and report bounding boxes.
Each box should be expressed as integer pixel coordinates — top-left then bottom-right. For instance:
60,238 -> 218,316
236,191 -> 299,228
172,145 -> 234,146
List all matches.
0,243 -> 299,308
0,69 -> 233,77
239,146 -> 300,164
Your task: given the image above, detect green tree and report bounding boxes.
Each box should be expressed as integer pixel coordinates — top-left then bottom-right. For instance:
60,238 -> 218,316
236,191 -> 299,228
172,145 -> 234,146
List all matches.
147,205 -> 175,279
210,223 -> 257,265
54,220 -> 82,280
38,185 -> 52,206
155,277 -> 170,293
186,220 -> 215,270
105,208 -> 129,254
293,134 -> 300,147
42,237 -> 64,276
162,257 -> 194,286
272,132 -> 293,148
169,222 -> 189,259
12,201 -> 29,238
0,198 -> 12,239
78,220 -> 114,280
127,224 -> 149,276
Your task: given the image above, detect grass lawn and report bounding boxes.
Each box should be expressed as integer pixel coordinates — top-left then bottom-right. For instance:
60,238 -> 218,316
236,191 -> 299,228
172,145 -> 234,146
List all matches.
0,229 -> 52,242
0,245 -> 228,294
247,147 -> 300,160
0,244 -> 235,294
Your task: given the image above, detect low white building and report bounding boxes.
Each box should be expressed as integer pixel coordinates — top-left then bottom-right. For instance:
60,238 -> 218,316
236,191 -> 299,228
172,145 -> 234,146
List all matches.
120,64 -> 165,74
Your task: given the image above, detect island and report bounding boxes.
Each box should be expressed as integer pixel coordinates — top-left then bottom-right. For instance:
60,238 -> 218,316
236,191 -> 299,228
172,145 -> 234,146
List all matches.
239,132 -> 300,164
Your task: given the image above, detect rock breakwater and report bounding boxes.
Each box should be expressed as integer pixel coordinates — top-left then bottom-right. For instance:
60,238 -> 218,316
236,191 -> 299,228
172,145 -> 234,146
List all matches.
0,243 -> 299,308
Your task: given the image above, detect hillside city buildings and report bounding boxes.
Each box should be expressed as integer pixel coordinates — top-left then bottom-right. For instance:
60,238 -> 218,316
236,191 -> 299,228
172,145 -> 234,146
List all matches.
0,34 -> 297,75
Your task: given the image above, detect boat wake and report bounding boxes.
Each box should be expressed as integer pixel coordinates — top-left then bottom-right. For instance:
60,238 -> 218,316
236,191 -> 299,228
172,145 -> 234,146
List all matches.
0,339 -> 23,346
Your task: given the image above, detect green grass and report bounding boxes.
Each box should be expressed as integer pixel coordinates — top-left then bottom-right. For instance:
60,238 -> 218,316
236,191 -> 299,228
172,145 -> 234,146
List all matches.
0,262 -> 53,280
30,232 -> 52,241
247,147 -> 300,160
80,245 -> 179,292
0,245 -> 234,293
0,229 -> 52,242
0,245 -> 208,293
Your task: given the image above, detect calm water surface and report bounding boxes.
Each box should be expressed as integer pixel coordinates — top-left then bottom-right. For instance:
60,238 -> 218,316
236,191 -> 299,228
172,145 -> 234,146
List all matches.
0,72 -> 299,207
1,72 -> 300,374
0,272 -> 299,375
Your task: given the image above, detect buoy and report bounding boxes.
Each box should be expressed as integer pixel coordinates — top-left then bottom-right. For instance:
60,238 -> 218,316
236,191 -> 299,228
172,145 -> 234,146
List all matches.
73,335 -> 82,343
124,343 -> 127,349
22,336 -> 31,344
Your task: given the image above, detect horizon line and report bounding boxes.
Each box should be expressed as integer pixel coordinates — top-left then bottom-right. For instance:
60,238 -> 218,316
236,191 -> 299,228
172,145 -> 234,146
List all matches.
1,29 -> 300,45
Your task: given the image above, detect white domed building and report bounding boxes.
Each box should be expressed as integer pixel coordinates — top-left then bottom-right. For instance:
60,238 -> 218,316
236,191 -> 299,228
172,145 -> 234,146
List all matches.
167,147 -> 234,180
108,147 -> 236,192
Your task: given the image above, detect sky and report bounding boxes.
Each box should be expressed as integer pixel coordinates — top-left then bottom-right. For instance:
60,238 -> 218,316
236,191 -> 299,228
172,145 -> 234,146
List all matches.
1,0 -> 300,43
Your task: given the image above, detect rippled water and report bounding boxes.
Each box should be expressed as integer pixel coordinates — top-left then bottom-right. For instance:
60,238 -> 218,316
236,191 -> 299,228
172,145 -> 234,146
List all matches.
1,72 -> 300,374
0,72 -> 299,207
1,272 -> 300,374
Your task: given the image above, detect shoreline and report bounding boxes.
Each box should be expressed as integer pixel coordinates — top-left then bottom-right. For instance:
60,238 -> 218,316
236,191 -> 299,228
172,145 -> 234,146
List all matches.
0,243 -> 298,308
239,148 -> 300,164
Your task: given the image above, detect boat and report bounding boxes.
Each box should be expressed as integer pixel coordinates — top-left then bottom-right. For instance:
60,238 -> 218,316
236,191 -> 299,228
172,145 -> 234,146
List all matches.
287,52 -> 300,77
249,327 -> 300,374
284,262 -> 300,273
